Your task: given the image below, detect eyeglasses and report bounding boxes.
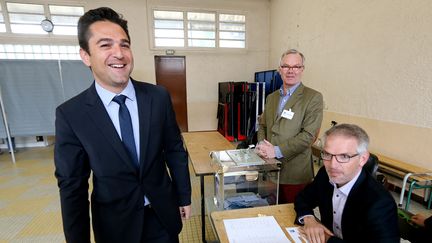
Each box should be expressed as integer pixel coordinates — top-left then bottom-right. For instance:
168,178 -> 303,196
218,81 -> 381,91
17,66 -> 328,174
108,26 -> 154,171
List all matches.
320,151 -> 359,163
279,65 -> 304,71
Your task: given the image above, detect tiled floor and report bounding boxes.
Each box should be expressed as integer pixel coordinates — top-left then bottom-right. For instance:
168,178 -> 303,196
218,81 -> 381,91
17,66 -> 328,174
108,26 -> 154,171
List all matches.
0,146 -> 215,243
0,145 -> 431,242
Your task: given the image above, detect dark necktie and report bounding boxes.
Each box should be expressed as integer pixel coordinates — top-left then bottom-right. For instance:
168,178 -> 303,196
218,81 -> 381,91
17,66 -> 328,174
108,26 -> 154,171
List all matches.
112,95 -> 139,167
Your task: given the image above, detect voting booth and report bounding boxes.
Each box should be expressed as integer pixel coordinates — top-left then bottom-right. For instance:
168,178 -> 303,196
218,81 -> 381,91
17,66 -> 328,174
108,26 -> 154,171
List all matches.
209,148 -> 281,210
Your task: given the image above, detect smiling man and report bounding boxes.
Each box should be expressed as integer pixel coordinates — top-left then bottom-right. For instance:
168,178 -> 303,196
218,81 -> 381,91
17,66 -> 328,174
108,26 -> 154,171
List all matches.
54,7 -> 191,243
256,49 -> 323,203
294,124 -> 399,243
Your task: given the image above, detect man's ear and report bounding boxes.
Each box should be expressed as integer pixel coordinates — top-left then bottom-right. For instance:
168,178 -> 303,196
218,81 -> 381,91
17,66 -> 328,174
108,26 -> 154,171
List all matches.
359,151 -> 370,167
79,48 -> 91,67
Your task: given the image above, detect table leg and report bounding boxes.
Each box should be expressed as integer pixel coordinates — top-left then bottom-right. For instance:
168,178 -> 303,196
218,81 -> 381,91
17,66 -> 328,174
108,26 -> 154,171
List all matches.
201,175 -> 207,243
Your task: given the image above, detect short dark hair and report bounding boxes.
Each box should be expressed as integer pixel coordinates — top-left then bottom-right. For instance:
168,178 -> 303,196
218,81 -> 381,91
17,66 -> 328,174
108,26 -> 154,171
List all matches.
78,7 -> 130,54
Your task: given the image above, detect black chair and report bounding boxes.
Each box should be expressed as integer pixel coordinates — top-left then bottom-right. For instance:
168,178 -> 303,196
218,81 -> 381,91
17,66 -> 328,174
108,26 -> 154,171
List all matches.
364,153 -> 388,186
364,153 -> 379,178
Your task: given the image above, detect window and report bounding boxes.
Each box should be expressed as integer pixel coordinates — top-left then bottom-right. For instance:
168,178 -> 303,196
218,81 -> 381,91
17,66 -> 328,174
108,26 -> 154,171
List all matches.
219,14 -> 245,48
187,12 -> 215,47
7,2 -> 46,34
2,1 -> 84,36
49,5 -> 84,35
152,9 -> 245,49
0,44 -> 80,60
154,10 -> 184,47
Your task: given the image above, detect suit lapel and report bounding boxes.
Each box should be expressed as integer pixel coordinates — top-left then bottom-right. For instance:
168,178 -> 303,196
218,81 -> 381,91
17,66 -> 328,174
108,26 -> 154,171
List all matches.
84,83 -> 138,173
133,80 -> 152,175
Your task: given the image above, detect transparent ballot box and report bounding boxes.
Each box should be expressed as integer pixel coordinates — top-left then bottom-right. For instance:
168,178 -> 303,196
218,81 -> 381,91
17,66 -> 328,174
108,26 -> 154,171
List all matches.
209,149 -> 281,210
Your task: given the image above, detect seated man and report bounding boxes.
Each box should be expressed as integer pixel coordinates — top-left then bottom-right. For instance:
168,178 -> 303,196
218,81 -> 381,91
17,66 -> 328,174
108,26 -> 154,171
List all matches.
295,124 -> 399,243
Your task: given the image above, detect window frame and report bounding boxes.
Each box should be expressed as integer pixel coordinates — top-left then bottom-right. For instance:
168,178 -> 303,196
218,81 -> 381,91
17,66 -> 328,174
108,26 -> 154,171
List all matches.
0,0 -> 84,39
149,7 -> 247,51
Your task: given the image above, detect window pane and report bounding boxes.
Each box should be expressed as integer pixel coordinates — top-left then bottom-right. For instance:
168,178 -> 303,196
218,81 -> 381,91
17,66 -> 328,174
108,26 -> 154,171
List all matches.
220,22 -> 245,31
188,21 -> 215,30
0,24 -> 5,32
58,45 -> 68,53
24,45 -> 33,53
6,53 -> 16,59
220,31 -> 245,40
9,13 -> 45,24
10,24 -> 47,34
51,15 -> 80,26
219,14 -> 245,23
155,38 -> 184,47
7,3 -> 44,14
154,20 -> 183,29
188,30 -> 215,39
49,5 -> 84,15
0,14 -> 4,22
154,10 -> 183,20
187,12 -> 215,21
5,44 -> 14,52
24,53 -> 35,59
14,44 -> 23,52
220,40 -> 245,48
53,26 -> 77,35
155,29 -> 184,38
188,39 -> 215,47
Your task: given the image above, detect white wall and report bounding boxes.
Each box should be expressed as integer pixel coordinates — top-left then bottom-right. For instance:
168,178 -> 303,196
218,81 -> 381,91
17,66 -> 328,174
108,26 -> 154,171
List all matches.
269,0 -> 432,169
86,0 -> 271,131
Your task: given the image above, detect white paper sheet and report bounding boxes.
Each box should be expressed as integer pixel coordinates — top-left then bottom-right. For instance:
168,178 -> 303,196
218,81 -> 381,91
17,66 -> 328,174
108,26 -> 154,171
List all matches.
223,216 -> 290,243
285,227 -> 309,243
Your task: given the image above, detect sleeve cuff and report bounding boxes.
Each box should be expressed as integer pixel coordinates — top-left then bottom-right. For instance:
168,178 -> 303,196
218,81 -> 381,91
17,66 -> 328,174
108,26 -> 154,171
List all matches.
274,146 -> 283,159
298,214 -> 314,224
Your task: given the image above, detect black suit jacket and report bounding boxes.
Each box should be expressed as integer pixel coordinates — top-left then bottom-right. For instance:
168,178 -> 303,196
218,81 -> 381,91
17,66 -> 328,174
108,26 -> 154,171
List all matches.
295,167 -> 399,243
54,80 -> 191,243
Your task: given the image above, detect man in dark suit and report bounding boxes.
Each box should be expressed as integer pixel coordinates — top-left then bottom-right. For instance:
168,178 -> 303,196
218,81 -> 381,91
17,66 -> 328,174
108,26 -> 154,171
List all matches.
295,124 -> 399,243
54,7 -> 191,243
256,49 -> 323,203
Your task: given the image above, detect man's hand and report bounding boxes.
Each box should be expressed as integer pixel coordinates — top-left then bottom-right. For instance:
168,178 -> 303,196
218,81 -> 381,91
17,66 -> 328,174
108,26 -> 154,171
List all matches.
411,213 -> 427,227
301,216 -> 334,243
255,140 -> 276,159
179,205 -> 191,220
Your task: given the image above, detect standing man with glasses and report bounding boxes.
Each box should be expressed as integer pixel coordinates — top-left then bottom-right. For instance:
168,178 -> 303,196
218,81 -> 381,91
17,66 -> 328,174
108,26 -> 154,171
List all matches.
54,7 -> 191,243
256,49 -> 323,203
295,124 -> 399,243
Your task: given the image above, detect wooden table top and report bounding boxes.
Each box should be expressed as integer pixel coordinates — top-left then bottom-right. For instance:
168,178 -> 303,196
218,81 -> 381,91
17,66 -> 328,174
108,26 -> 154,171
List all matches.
210,203 -> 297,243
182,131 -> 235,176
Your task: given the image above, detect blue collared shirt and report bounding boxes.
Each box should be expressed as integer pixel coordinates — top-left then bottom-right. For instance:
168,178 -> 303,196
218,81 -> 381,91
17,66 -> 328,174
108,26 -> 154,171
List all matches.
274,82 -> 301,158
95,80 -> 140,161
95,80 -> 150,206
277,82 -> 301,115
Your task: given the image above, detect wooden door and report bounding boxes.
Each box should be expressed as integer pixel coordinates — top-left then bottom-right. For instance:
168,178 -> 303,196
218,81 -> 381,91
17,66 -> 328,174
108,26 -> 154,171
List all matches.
154,56 -> 188,132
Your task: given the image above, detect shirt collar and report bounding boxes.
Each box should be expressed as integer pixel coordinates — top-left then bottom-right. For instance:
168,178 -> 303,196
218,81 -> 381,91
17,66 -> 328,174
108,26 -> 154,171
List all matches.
95,79 -> 136,106
329,169 -> 362,196
279,82 -> 301,97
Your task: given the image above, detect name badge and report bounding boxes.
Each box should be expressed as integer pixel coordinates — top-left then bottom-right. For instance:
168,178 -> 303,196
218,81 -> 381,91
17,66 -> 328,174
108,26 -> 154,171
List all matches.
281,109 -> 294,120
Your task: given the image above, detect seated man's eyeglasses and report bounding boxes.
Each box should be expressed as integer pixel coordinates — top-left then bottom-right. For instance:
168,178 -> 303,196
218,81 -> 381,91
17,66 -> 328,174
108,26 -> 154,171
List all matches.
320,151 -> 359,163
280,65 -> 304,71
